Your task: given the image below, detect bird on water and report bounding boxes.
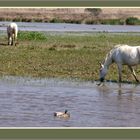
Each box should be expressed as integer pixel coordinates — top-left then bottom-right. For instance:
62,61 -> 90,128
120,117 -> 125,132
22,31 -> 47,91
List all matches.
54,110 -> 70,118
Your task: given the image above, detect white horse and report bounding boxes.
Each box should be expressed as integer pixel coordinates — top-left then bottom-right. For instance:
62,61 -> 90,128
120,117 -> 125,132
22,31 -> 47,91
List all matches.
99,44 -> 140,83
7,22 -> 18,46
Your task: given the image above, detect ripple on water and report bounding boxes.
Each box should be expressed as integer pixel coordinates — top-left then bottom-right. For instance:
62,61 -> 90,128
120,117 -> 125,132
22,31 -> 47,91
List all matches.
0,76 -> 139,127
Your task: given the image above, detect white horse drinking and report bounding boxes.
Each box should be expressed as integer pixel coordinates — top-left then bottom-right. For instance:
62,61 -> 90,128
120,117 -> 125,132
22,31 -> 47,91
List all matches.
7,22 -> 18,46
99,44 -> 140,83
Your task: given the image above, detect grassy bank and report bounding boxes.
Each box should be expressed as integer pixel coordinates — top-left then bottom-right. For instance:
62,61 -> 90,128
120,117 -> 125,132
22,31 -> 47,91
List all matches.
1,16 -> 140,25
0,31 -> 140,82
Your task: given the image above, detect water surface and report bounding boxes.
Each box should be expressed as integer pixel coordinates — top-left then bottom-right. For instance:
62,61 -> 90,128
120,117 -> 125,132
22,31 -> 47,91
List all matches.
0,76 -> 140,127
1,21 -> 140,33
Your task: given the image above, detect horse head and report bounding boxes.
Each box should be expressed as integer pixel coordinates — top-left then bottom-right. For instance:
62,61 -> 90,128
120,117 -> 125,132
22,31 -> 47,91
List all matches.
99,62 -> 107,82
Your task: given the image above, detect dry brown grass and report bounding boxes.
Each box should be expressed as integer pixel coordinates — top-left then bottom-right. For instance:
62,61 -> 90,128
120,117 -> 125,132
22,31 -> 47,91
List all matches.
101,8 -> 140,19
0,8 -> 140,23
0,8 -> 87,22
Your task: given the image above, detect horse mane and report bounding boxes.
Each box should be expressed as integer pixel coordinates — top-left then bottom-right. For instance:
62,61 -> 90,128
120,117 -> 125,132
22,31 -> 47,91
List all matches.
102,44 -> 128,65
108,44 -> 125,57
113,44 -> 122,48
103,44 -> 123,65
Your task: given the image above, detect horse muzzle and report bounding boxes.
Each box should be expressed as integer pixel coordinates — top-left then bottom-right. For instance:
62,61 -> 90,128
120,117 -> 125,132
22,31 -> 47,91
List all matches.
100,77 -> 104,82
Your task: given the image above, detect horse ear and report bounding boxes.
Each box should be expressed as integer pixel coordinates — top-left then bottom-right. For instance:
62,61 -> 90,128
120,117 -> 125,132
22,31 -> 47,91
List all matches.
99,62 -> 104,68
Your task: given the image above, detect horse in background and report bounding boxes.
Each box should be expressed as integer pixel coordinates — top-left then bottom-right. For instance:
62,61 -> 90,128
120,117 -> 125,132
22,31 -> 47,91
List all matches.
99,44 -> 140,83
7,22 -> 18,46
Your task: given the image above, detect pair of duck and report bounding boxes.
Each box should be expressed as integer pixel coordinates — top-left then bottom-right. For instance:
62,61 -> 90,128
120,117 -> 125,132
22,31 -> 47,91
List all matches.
54,110 -> 70,118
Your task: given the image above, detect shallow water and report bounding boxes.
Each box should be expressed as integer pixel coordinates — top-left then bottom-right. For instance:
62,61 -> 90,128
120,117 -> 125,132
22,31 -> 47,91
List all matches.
0,76 -> 140,127
1,21 -> 140,33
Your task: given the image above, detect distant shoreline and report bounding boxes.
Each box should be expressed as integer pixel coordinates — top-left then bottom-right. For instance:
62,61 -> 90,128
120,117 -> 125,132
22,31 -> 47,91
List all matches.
0,8 -> 140,25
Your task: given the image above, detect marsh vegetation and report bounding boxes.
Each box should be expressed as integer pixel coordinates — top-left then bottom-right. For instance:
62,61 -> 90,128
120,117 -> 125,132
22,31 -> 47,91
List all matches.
0,31 -> 140,82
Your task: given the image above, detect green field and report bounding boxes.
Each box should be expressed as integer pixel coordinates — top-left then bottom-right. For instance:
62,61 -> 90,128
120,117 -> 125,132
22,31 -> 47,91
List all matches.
0,31 -> 140,82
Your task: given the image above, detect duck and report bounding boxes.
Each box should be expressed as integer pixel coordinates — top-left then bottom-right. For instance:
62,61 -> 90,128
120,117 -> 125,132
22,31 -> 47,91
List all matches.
54,110 -> 70,118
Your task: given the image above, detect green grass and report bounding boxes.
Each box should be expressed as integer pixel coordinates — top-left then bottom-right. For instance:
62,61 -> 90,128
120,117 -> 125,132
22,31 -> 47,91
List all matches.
1,31 -> 140,82
2,16 -> 140,25
18,31 -> 47,41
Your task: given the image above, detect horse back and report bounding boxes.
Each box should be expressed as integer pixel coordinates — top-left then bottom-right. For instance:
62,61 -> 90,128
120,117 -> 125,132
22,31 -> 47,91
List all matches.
113,45 -> 140,65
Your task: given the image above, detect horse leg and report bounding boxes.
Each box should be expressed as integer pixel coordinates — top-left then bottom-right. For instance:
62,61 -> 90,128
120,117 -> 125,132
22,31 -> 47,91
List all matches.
11,34 -> 14,46
11,38 -> 13,46
8,33 -> 10,45
117,64 -> 122,82
13,32 -> 17,46
14,35 -> 17,46
13,35 -> 16,46
128,66 -> 139,82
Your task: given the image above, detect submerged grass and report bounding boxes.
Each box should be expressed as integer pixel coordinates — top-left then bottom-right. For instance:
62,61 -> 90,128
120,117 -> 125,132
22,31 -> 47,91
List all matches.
0,31 -> 140,82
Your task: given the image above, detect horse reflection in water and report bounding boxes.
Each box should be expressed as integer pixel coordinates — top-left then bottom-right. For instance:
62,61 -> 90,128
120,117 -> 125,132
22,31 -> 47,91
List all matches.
97,81 -> 139,95
99,44 -> 140,83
